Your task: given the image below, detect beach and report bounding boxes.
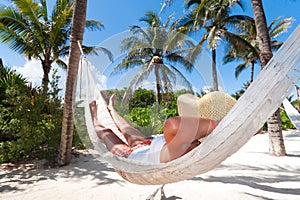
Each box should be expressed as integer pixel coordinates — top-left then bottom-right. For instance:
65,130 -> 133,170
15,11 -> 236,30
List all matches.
1,130 -> 299,200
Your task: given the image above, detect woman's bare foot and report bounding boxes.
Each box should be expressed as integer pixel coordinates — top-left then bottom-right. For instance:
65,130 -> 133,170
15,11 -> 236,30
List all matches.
89,100 -> 113,139
89,100 -> 105,127
107,94 -> 117,111
89,100 -> 97,122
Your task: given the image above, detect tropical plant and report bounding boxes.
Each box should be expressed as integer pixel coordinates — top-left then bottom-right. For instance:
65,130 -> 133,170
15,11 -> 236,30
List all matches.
59,0 -> 87,165
223,16 -> 293,82
0,0 -> 106,91
180,0 -> 252,91
231,81 -> 250,100
112,11 -> 195,105
0,58 -> 3,69
0,67 -> 63,164
128,88 -> 155,111
250,0 -> 286,156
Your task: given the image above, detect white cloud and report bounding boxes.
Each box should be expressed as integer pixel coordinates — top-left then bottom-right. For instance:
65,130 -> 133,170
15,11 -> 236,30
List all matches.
12,59 -> 43,86
83,61 -> 107,90
12,59 -> 67,96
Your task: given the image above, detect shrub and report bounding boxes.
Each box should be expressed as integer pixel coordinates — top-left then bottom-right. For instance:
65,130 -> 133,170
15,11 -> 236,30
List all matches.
280,109 -> 295,130
0,68 -> 63,164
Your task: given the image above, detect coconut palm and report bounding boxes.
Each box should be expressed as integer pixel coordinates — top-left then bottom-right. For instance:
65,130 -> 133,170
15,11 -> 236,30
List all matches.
0,58 -> 3,70
223,17 -> 293,82
112,11 -> 195,105
180,0 -> 252,91
0,0 -> 105,91
250,0 -> 286,156
295,85 -> 299,100
59,0 -> 87,166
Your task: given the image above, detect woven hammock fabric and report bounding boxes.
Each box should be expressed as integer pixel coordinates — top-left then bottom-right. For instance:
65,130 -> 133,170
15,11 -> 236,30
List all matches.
76,25 -> 300,185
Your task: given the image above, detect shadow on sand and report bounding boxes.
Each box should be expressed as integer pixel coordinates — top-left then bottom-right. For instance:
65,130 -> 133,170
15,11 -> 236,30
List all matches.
192,161 -> 300,199
0,152 -> 123,193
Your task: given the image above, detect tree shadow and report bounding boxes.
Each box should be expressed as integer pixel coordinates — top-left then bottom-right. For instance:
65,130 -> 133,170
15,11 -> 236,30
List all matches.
242,192 -> 277,200
192,163 -> 300,197
0,152 -> 125,193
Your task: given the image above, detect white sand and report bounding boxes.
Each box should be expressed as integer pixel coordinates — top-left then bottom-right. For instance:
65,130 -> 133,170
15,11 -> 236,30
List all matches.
1,130 -> 300,200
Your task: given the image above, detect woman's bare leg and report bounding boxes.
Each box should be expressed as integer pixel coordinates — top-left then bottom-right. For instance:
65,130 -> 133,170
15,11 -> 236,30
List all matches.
90,101 -> 127,151
107,94 -> 147,147
160,116 -> 217,163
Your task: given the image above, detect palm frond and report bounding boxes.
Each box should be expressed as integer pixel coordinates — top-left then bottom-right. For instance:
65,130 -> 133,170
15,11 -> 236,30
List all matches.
224,31 -> 259,57
186,36 -> 205,65
85,20 -> 104,31
168,64 -> 194,92
83,46 -> 114,62
55,59 -> 68,69
268,17 -> 293,38
235,63 -> 248,79
163,29 -> 186,53
165,52 -> 193,71
122,64 -> 151,102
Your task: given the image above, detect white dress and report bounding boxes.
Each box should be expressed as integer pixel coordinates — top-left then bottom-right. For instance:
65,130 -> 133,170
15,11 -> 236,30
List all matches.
127,134 -> 166,164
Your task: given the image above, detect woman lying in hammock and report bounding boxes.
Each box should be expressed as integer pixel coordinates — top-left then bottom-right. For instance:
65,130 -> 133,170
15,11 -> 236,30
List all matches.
90,94 -> 219,164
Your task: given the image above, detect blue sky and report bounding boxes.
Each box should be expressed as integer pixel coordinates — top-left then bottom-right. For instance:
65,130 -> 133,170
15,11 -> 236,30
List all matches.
0,0 -> 299,95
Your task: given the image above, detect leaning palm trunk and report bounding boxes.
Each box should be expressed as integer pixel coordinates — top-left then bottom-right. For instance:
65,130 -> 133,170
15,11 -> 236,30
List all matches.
268,109 -> 286,155
154,65 -> 162,104
251,0 -> 286,156
0,58 -> 3,69
59,0 -> 87,165
250,61 -> 255,83
212,49 -> 219,91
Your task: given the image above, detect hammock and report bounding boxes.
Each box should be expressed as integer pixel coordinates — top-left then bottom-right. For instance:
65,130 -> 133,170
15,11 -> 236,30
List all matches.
283,98 -> 300,130
76,24 -> 300,185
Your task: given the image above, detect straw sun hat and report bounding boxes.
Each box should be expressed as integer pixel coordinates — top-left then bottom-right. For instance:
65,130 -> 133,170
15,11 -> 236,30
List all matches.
177,91 -> 236,121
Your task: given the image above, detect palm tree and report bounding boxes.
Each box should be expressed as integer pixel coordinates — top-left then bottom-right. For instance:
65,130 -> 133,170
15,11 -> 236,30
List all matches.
295,85 -> 299,100
0,58 -> 3,70
112,11 -> 195,105
58,0 -> 87,166
250,0 -> 286,156
181,0 -> 252,91
223,17 -> 293,83
0,0 -> 103,91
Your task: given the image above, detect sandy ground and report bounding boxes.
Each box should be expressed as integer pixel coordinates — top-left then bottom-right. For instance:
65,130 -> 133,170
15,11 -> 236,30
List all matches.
1,130 -> 300,200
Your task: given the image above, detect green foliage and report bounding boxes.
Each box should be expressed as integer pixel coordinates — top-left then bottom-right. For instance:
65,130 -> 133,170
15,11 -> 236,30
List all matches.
280,108 -> 295,130
232,82 -> 295,130
292,99 -> 300,110
108,88 -> 189,136
0,67 -> 63,164
128,88 -> 155,111
231,82 -> 250,100
126,89 -> 165,136
74,100 -> 93,149
128,105 -> 167,136
129,107 -> 152,127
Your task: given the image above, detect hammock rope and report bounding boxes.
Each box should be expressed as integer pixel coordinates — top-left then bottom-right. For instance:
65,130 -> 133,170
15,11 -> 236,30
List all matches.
75,24 -> 300,185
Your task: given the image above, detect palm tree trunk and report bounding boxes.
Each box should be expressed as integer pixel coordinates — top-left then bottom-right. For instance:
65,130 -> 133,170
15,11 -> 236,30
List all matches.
212,49 -> 218,91
155,65 -> 162,104
41,60 -> 51,92
295,85 -> 299,100
251,0 -> 286,156
268,109 -> 286,155
0,58 -> 3,69
250,61 -> 255,83
58,0 -> 87,165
